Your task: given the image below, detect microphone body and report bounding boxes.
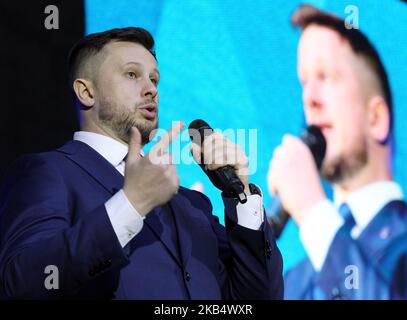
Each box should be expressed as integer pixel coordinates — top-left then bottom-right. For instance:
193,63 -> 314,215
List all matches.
188,119 -> 248,203
268,125 -> 326,238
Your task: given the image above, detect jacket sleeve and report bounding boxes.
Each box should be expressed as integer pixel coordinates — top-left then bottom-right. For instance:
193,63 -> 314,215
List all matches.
0,154 -> 129,299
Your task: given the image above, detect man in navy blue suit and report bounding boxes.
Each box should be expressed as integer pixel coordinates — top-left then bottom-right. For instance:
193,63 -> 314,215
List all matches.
268,5 -> 406,299
0,27 -> 283,299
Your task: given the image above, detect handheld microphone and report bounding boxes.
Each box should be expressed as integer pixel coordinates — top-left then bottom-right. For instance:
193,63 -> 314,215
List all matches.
268,125 -> 326,239
188,119 -> 248,203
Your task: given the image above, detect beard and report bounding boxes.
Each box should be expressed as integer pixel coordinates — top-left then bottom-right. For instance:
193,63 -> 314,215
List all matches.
98,97 -> 158,145
321,135 -> 368,184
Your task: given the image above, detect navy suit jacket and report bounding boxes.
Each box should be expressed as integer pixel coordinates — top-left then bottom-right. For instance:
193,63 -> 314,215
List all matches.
285,201 -> 407,299
0,140 -> 283,299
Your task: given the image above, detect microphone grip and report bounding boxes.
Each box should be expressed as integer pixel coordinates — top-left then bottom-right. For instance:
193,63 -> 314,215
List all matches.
189,121 -> 248,203
268,125 -> 326,239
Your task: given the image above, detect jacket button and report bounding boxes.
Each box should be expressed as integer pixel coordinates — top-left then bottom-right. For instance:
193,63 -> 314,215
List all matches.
265,240 -> 272,259
331,287 -> 343,300
104,259 -> 112,267
184,271 -> 191,282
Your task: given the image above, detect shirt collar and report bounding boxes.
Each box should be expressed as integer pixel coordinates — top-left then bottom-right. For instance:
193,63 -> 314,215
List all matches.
73,131 -> 128,167
333,181 -> 404,231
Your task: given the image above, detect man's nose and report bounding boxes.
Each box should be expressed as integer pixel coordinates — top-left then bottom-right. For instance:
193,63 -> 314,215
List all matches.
141,78 -> 158,98
303,80 -> 323,112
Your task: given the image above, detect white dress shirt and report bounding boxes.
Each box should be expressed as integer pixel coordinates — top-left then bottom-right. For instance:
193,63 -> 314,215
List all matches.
300,181 -> 404,271
73,131 -> 264,247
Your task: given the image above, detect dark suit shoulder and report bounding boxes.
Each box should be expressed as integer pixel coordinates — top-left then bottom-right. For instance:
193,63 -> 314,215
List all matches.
0,150 -> 73,223
1,151 -> 66,187
4,147 -> 70,177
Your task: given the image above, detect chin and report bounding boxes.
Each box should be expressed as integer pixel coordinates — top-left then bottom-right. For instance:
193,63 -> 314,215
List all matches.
321,153 -> 341,181
134,117 -> 159,144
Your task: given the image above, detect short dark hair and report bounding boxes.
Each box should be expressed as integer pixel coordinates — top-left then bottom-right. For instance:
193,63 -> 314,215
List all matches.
68,27 -> 156,86
291,4 -> 393,145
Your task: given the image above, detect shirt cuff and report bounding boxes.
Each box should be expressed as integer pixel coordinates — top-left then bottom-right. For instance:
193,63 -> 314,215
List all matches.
105,189 -> 145,248
299,199 -> 344,272
236,192 -> 264,231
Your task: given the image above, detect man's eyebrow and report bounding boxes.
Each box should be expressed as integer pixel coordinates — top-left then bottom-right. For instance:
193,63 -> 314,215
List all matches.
123,61 -> 142,67
123,62 -> 160,77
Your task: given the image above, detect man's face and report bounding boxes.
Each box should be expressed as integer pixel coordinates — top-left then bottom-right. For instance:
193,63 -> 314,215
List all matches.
298,25 -> 372,183
93,41 -> 159,144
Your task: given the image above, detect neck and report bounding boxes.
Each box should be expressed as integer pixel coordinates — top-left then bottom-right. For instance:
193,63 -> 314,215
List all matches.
81,120 -> 128,147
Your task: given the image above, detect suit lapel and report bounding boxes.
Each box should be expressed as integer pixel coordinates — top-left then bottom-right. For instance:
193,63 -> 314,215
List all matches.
56,140 -> 123,195
143,206 -> 183,268
168,194 -> 197,268
144,191 -> 213,269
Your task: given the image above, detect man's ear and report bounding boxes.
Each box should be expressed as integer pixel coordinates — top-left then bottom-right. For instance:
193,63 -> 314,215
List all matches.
73,78 -> 95,110
368,95 -> 390,144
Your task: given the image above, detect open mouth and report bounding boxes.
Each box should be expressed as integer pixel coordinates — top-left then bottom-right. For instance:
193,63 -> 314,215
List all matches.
312,123 -> 332,139
139,103 -> 157,119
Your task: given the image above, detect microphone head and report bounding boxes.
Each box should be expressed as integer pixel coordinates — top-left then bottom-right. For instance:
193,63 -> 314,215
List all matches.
300,125 -> 327,170
188,119 -> 213,145
188,119 -> 211,131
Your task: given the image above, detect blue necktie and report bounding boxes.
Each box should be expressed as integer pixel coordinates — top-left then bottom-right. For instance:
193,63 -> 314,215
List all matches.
338,203 -> 356,230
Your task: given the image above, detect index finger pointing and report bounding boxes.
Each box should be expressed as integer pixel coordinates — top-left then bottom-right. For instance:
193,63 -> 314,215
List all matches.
152,121 -> 185,156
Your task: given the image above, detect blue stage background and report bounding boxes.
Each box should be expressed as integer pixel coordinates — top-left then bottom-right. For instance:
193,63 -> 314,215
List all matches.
85,0 -> 407,273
